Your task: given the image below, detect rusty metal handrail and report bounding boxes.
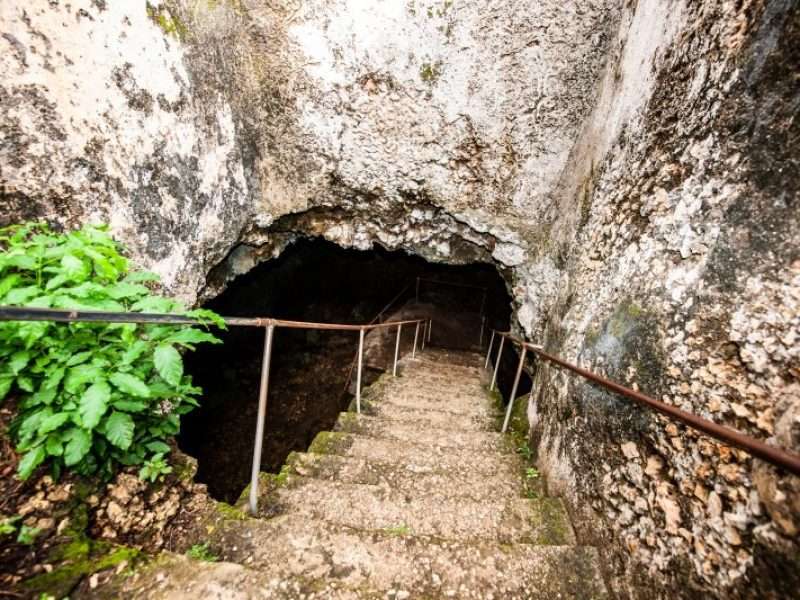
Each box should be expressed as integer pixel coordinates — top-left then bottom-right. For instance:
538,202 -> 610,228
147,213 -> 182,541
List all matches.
339,281 -> 415,398
485,329 -> 800,476
0,305 -> 429,513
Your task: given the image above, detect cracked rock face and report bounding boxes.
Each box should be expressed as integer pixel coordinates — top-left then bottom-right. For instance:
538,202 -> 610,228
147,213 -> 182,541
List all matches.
1,0 -> 799,598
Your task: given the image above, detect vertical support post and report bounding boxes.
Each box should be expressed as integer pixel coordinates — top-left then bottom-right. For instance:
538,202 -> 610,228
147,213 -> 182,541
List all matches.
502,346 -> 527,433
249,323 -> 275,516
412,322 -> 420,358
490,335 -> 505,391
393,323 -> 402,376
428,319 -> 432,342
479,316 -> 486,348
484,330 -> 496,369
421,321 -> 427,351
356,328 -> 365,414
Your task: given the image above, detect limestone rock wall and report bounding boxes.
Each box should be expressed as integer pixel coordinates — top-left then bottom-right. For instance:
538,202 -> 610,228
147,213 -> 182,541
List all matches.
1,0 -> 798,598
526,0 -> 800,597
0,0 -> 253,300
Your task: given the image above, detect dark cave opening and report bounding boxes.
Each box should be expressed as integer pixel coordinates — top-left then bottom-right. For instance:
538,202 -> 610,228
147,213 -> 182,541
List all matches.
178,237 -> 524,502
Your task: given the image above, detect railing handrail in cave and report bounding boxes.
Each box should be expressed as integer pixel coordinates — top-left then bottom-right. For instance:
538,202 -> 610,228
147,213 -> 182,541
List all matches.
484,329 -> 800,477
0,304 -> 431,514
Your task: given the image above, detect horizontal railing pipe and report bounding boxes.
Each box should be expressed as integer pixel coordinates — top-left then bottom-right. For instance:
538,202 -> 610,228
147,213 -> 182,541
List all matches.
489,330 -> 800,476
0,306 -> 424,332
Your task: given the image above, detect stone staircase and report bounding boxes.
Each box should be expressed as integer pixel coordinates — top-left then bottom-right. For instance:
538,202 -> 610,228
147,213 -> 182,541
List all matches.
113,349 -> 608,599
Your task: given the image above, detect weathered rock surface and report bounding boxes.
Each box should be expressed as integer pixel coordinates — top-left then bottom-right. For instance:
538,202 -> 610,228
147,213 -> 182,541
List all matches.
2,0 -> 798,598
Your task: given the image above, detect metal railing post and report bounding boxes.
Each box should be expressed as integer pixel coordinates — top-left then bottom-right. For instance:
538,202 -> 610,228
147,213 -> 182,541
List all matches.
421,321 -> 427,351
412,322 -> 420,358
248,323 -> 275,515
490,335 -> 505,391
393,323 -> 402,376
502,346 -> 527,433
356,328 -> 365,413
479,316 -> 486,348
484,330 -> 496,369
428,319 -> 432,342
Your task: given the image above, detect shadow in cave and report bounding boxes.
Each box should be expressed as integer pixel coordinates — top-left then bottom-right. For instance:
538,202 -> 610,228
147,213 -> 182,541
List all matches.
178,237 -> 513,503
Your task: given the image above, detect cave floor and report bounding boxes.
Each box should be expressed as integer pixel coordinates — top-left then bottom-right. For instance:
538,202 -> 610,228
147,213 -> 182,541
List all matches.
103,349 -> 608,599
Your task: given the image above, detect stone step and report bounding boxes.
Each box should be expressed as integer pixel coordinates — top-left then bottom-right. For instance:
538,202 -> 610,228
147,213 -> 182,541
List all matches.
306,431 -> 519,476
364,401 -> 496,431
254,474 -> 574,545
333,412 -> 507,450
212,515 -> 607,599
121,517 -> 608,599
285,451 -> 540,501
377,394 -> 495,416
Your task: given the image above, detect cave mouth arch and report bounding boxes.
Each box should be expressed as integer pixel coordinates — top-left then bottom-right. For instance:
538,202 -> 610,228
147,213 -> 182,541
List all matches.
178,237 -> 524,502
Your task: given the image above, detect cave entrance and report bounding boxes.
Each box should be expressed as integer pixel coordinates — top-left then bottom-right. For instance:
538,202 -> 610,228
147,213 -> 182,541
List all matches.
178,237 -> 514,502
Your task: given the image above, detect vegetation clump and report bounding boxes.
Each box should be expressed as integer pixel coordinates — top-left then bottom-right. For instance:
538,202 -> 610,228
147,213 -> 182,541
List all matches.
186,542 -> 218,562
0,222 -> 224,481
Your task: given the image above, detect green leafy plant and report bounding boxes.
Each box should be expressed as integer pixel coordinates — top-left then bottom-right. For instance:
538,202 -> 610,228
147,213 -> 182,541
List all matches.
516,442 -> 532,461
186,542 -> 218,562
0,222 -> 225,481
525,467 -> 540,480
0,515 -> 41,545
138,452 -> 173,482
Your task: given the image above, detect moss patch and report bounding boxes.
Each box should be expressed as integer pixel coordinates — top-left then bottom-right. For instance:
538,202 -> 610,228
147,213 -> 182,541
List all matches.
530,498 -> 574,545
24,540 -> 140,597
307,431 -> 352,456
420,61 -> 443,83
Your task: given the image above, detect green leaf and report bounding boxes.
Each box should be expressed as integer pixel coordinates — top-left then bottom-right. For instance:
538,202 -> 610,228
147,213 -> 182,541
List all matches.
45,434 -> 63,457
63,428 -> 92,466
107,282 -> 150,300
145,441 -> 171,454
130,296 -> 178,313
104,411 -> 134,450
8,350 -> 30,375
0,274 -> 22,298
38,413 -> 70,435
64,365 -> 104,394
25,387 -> 57,407
66,350 -> 93,367
109,372 -> 150,398
186,309 -> 227,330
111,400 -> 148,413
17,445 -> 46,480
154,345 -> 183,386
0,375 -> 13,401
123,271 -> 161,283
16,375 -> 34,392
45,274 -> 68,291
166,328 -> 221,347
5,254 -> 37,271
79,382 -> 110,429
61,254 -> 88,280
5,286 -> 40,304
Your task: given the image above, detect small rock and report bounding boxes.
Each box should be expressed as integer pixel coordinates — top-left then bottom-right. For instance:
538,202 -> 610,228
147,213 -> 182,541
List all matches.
620,442 -> 639,459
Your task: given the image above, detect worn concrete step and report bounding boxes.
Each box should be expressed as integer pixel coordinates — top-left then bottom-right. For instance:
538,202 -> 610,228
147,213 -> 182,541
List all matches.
305,431 -> 518,476
255,474 -> 574,545
364,401 -> 496,431
120,518 -> 608,599
109,552 -> 367,599
377,393 -> 495,417
285,451 -> 540,501
403,358 -> 482,375
207,515 -> 607,600
332,412 -> 507,450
